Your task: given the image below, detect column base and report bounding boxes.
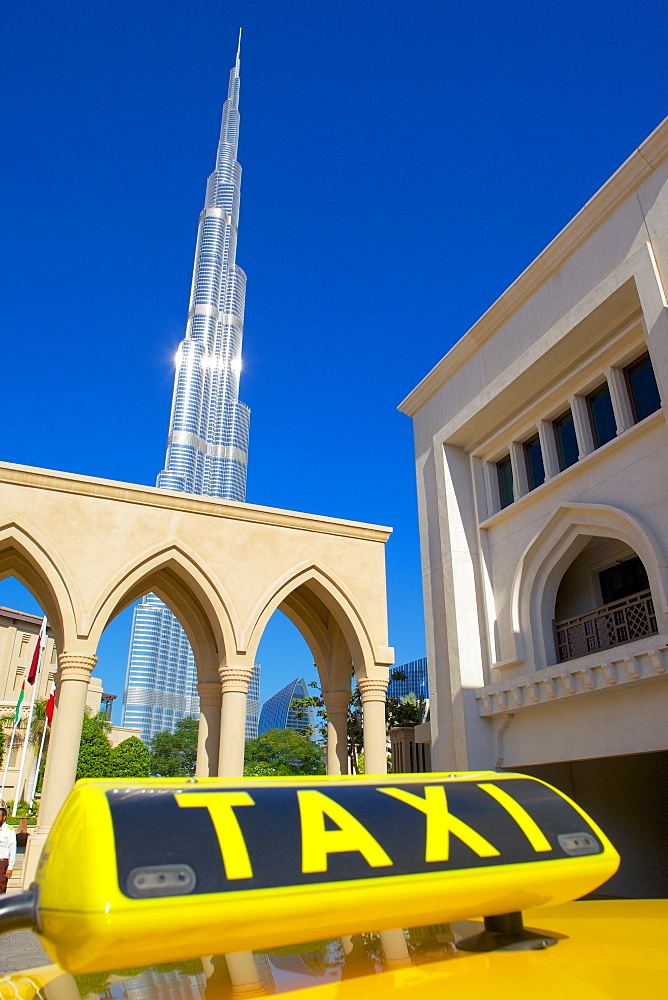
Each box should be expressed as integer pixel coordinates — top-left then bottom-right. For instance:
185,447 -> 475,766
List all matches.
22,827 -> 50,887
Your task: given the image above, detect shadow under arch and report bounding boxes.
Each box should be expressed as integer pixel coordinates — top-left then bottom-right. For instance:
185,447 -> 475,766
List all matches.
245,562 -> 380,693
511,502 -> 668,669
0,519 -> 78,653
88,543 -> 239,686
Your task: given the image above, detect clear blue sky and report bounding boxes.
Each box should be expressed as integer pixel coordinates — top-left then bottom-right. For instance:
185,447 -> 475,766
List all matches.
2,1 -> 668,723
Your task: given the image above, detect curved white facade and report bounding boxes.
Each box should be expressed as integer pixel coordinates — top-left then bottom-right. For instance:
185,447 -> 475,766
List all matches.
400,117 -> 668,897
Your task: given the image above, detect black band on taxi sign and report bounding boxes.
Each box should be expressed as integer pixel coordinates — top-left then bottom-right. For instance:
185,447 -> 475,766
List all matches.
107,779 -> 602,899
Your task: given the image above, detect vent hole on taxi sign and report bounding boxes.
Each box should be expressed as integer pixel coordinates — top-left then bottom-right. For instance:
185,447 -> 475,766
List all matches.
126,864 -> 197,898
558,833 -> 600,856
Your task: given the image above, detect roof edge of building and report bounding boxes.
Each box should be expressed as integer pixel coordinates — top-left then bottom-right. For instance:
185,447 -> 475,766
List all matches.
398,115 -> 668,418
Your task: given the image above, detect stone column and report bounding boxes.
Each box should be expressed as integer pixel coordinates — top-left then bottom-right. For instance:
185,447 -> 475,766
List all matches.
218,665 -> 253,778
509,442 -> 529,498
323,690 -> 349,775
23,650 -> 97,885
379,929 -> 411,969
44,973 -> 84,1000
537,419 -> 560,480
358,677 -> 388,775
224,952 -> 267,997
37,652 -> 97,826
570,394 -> 595,458
196,681 -> 223,778
606,365 -> 635,433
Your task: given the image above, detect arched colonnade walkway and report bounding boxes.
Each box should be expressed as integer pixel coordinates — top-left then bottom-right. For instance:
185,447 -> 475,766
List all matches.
0,462 -> 394,879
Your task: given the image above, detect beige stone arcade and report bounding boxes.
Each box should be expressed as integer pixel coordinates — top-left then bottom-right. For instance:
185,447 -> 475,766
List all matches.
0,607 -> 140,802
0,462 -> 393,880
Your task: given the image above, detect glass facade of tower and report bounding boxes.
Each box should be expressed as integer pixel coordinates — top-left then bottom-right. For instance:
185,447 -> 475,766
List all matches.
387,657 -> 429,701
258,678 -> 317,738
245,661 -> 260,741
122,46 -> 253,743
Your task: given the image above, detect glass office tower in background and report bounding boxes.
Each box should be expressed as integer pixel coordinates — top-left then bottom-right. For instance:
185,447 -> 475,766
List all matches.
258,678 -> 317,738
245,661 -> 260,741
387,657 -> 429,701
122,40 -> 253,742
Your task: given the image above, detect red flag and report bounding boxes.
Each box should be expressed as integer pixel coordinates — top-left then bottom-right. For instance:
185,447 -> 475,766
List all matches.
45,682 -> 56,725
28,617 -> 47,685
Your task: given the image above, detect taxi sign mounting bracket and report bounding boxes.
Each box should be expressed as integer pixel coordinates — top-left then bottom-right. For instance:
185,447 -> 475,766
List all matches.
457,911 -> 560,952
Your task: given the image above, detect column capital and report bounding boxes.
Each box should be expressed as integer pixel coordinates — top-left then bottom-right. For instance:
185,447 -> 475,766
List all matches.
323,690 -> 350,713
57,652 -> 97,682
197,681 -> 222,706
357,677 -> 388,703
218,665 -> 254,693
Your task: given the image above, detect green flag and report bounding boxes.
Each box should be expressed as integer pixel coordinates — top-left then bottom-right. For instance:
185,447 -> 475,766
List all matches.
14,681 -> 25,724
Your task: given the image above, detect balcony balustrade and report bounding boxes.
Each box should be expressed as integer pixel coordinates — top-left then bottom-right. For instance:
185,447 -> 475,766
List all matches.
555,589 -> 657,663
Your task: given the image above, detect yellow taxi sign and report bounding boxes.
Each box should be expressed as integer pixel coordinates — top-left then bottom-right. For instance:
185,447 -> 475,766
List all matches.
32,772 -> 619,974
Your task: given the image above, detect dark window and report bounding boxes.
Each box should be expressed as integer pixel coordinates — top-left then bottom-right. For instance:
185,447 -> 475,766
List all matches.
553,410 -> 578,471
523,434 -> 545,491
599,556 -> 649,605
587,382 -> 616,448
624,353 -> 661,423
496,455 -> 514,509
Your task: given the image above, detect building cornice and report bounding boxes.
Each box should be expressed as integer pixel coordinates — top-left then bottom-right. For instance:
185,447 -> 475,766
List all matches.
0,607 -> 51,630
399,116 -> 668,418
0,462 -> 392,543
476,636 -> 668,718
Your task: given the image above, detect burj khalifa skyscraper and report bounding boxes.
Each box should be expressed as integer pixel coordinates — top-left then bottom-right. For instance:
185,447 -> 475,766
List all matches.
122,39 -> 258,742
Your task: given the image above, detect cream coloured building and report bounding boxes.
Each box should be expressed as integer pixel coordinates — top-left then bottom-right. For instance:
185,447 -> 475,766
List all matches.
400,117 -> 668,896
0,606 -> 139,802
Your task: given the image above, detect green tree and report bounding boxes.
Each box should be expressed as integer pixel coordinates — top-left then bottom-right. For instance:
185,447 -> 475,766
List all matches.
28,698 -> 48,747
244,729 -> 325,776
149,716 -> 198,777
110,736 -> 150,778
266,666 -> 421,776
0,699 -> 47,775
76,712 -> 113,779
0,710 -> 15,769
304,668 -> 424,774
347,684 -> 365,774
290,680 -> 328,741
386,690 -> 427,728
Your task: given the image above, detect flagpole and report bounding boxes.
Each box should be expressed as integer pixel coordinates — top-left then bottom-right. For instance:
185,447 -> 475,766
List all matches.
12,617 -> 47,818
29,717 -> 49,807
0,722 -> 20,800
29,681 -> 54,807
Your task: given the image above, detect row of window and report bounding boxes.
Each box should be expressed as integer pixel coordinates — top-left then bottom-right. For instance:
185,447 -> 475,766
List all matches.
17,634 -> 57,662
496,352 -> 662,509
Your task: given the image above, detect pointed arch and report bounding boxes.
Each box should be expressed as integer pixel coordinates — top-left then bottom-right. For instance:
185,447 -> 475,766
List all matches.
0,519 -> 78,652
88,542 -> 239,685
244,562 -> 380,686
511,502 -> 668,668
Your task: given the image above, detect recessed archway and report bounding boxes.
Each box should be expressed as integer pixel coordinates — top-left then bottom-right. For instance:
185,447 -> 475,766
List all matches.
245,564 -> 390,775
511,502 -> 668,669
0,521 -> 78,655
553,537 -> 657,663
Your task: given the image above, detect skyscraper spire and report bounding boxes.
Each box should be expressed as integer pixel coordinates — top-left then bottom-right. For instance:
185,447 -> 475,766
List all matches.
156,40 -> 249,502
123,44 -> 257,742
